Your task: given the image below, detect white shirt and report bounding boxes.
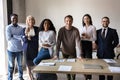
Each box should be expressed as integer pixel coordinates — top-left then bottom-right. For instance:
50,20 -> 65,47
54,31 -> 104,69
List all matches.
39,30 -> 56,57
80,25 -> 96,42
27,28 -> 35,36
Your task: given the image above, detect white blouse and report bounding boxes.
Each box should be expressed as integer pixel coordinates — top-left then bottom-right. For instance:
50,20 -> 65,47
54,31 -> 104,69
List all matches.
39,30 -> 56,57
80,25 -> 96,42
27,28 -> 35,36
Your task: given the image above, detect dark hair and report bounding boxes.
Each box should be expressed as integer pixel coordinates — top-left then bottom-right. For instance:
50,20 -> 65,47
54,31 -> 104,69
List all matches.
39,19 -> 56,34
82,14 -> 93,26
64,15 -> 73,21
102,16 -> 110,23
10,13 -> 18,18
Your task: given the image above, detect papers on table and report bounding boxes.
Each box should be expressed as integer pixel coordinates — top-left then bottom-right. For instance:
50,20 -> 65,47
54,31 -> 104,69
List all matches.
67,59 -> 76,62
107,62 -> 120,73
54,59 -> 65,62
38,62 -> 56,66
55,59 -> 76,62
58,65 -> 72,71
109,67 -> 120,73
83,64 -> 103,69
108,63 -> 120,67
103,59 -> 117,63
104,59 -> 120,73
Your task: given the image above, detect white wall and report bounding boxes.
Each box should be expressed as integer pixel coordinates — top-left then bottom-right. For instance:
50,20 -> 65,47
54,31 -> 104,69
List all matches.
0,0 -> 8,75
25,0 -> 120,39
13,0 -> 26,23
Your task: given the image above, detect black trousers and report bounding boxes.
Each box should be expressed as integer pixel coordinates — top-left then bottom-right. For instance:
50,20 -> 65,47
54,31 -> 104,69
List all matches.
81,40 -> 92,79
81,40 -> 92,58
99,75 -> 113,80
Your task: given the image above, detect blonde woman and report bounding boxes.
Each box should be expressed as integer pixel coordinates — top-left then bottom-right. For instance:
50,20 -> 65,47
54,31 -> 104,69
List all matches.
22,15 -> 39,80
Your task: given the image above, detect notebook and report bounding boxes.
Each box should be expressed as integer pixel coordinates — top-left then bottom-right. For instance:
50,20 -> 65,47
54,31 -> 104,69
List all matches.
83,64 -> 103,69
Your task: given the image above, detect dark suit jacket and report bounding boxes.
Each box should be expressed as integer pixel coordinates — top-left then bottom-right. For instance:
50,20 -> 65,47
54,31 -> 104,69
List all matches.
22,26 -> 39,61
96,27 -> 119,59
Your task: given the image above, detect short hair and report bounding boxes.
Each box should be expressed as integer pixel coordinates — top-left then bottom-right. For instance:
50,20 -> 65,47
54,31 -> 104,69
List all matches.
10,13 -> 18,18
64,15 -> 73,21
26,15 -> 35,25
82,14 -> 93,26
102,16 -> 110,23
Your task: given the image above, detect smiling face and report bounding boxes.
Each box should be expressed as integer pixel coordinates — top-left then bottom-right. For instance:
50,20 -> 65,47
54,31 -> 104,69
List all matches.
11,15 -> 18,25
43,20 -> 50,31
64,17 -> 73,30
26,16 -> 35,28
102,17 -> 110,28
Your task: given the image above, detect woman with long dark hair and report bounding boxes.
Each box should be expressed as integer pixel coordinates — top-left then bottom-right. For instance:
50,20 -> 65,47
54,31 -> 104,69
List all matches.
33,19 -> 56,65
33,19 -> 57,80
80,14 -> 96,80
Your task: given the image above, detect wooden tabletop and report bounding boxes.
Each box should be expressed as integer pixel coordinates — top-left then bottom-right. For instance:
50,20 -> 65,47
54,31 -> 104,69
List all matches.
32,59 -> 120,75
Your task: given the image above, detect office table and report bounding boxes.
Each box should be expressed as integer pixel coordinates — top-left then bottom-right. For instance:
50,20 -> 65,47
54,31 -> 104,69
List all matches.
32,59 -> 120,75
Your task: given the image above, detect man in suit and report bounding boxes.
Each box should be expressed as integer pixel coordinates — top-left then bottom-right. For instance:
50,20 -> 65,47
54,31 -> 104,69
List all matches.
95,16 -> 119,80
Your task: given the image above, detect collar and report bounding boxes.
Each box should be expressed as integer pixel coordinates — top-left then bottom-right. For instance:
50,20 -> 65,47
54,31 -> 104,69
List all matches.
11,23 -> 18,27
102,27 -> 108,30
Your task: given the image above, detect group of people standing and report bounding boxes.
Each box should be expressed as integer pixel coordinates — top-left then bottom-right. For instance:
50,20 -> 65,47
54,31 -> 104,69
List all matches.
6,13 -> 119,80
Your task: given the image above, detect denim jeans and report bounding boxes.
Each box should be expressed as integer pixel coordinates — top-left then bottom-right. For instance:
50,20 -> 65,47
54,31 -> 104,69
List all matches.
7,50 -> 23,80
33,48 -> 57,80
33,48 -> 50,65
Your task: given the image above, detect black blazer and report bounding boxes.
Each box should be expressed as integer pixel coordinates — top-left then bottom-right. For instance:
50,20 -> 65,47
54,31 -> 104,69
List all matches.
22,26 -> 39,60
96,27 -> 119,59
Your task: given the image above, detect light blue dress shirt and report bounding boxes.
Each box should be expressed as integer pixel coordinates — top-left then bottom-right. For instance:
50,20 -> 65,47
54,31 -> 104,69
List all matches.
6,24 -> 23,52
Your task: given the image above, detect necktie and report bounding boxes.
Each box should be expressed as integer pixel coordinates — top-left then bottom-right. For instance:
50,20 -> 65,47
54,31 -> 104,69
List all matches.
102,29 -> 106,38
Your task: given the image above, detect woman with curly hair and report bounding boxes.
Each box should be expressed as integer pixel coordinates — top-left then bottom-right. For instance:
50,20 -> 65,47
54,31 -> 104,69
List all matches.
33,19 -> 56,65
33,19 -> 57,80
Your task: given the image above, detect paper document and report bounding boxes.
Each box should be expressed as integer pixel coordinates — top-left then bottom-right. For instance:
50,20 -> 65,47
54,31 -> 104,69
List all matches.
67,59 -> 76,62
103,59 -> 117,63
38,62 -> 56,66
109,67 -> 120,73
55,59 -> 65,62
58,65 -> 72,71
